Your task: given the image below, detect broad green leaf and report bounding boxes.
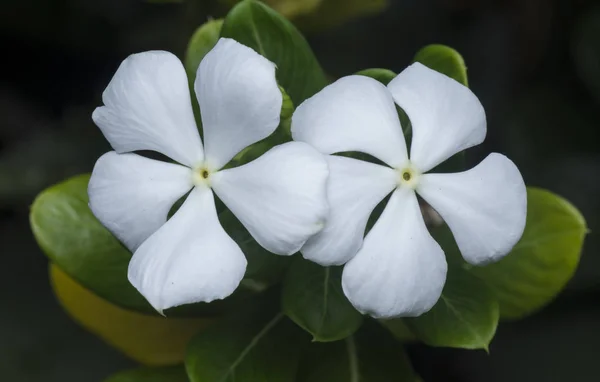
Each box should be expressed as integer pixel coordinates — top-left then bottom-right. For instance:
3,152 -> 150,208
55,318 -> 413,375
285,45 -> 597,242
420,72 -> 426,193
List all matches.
356,68 -> 396,85
186,303 -> 306,382
104,366 -> 188,382
282,257 -> 363,342
51,264 -> 212,366
413,44 -> 468,87
405,267 -> 499,350
470,187 -> 587,319
220,0 -> 329,105
30,174 -> 152,312
297,321 -> 419,382
185,19 -> 223,81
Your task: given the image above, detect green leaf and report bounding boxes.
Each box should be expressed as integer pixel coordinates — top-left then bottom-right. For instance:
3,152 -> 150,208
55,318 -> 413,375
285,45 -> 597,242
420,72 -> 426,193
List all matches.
470,187 -> 587,319
404,267 -> 499,350
185,19 -> 224,81
356,68 -> 396,85
282,257 -> 363,342
104,366 -> 188,382
186,302 -> 306,382
413,44 -> 468,87
220,0 -> 329,105
30,174 -> 152,313
297,321 -> 419,382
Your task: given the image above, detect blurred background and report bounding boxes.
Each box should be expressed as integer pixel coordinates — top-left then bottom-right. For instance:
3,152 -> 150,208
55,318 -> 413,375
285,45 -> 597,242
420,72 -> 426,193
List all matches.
1,0 -> 599,381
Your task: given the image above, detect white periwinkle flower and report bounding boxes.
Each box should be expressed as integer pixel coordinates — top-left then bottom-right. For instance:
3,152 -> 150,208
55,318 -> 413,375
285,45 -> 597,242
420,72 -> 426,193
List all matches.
291,63 -> 527,319
88,38 -> 329,313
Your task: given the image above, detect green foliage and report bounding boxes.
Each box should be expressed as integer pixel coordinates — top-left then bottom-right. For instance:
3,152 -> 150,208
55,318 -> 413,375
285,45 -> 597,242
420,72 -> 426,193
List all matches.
405,267 -> 499,351
470,187 -> 587,319
186,302 -> 306,382
185,19 -> 223,81
413,44 -> 468,86
30,174 -> 153,313
220,0 -> 329,105
356,68 -> 397,85
104,366 -> 188,382
297,322 -> 419,381
282,257 -> 363,342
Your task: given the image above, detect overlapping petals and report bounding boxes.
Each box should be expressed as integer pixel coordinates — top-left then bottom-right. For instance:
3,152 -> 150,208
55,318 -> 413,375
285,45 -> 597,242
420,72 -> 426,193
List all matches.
89,38 -> 329,312
292,75 -> 408,167
300,156 -> 397,266
211,142 -> 329,256
292,63 -> 526,318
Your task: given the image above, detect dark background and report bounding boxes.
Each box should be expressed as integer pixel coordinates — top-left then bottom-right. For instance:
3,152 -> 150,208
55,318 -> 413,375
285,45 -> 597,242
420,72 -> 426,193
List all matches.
1,0 -> 599,381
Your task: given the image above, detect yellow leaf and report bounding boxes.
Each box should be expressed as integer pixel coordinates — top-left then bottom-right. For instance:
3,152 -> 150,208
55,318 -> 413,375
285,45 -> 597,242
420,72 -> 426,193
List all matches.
49,263 -> 213,366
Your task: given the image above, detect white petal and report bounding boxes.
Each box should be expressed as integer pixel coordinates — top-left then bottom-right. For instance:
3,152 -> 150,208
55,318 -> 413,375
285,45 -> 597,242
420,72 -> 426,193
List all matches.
93,51 -> 204,167
291,75 -> 408,167
387,62 -> 486,172
196,38 -> 282,169
301,156 -> 397,266
211,142 -> 329,256
128,187 -> 247,313
88,151 -> 193,252
417,153 -> 527,265
342,188 -> 447,319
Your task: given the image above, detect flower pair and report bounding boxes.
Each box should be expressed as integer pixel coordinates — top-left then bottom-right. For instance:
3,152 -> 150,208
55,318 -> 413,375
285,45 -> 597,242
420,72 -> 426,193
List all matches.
89,38 -> 526,318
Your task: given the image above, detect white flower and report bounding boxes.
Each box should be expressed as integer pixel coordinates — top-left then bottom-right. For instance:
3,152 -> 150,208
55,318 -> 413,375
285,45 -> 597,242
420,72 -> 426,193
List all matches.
88,38 -> 329,313
291,63 -> 527,319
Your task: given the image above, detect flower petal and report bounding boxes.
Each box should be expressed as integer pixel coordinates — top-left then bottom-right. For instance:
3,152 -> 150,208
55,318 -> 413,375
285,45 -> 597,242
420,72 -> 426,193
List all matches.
196,38 -> 282,169
211,142 -> 329,256
342,188 -> 447,319
89,151 -> 193,252
92,51 -> 203,167
291,75 -> 408,167
301,156 -> 397,266
417,153 -> 527,265
128,187 -> 247,313
387,63 -> 486,172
